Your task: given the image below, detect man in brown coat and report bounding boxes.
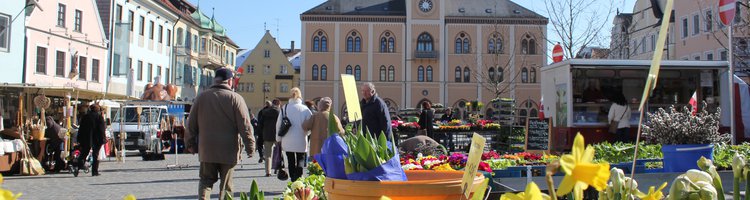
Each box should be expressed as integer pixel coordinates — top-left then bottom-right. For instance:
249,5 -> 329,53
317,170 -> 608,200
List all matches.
302,97 -> 344,156
186,68 -> 255,200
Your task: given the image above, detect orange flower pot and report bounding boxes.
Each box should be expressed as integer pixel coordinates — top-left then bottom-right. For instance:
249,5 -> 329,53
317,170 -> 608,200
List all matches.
324,170 -> 486,200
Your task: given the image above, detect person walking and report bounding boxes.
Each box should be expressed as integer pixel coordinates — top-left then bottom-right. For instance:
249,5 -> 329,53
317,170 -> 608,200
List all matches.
303,97 -> 344,156
360,82 -> 392,139
250,111 -> 263,163
186,68 -> 255,200
418,102 -> 435,139
258,99 -> 280,177
75,104 -> 106,177
276,88 -> 312,182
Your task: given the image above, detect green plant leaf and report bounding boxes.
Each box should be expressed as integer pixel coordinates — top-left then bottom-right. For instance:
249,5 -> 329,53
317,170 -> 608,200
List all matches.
328,111 -> 339,136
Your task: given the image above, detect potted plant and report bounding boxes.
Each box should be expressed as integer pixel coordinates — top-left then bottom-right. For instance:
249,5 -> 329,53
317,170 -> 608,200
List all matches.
642,103 -> 730,172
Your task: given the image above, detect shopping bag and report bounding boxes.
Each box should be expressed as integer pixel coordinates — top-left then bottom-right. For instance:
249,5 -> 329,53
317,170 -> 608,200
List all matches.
272,142 -> 284,170
98,145 -> 107,160
20,143 -> 44,176
313,134 -> 348,179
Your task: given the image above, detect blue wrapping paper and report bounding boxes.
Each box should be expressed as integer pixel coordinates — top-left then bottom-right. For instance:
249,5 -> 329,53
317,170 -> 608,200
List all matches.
314,134 -> 349,179
345,154 -> 408,181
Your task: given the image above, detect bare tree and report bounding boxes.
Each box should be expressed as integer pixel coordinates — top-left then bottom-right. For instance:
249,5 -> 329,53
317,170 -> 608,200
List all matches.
543,0 -> 616,59
697,0 -> 750,73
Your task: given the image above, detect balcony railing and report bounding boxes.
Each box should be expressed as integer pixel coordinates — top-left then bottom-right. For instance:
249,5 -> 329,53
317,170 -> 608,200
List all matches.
414,50 -> 439,59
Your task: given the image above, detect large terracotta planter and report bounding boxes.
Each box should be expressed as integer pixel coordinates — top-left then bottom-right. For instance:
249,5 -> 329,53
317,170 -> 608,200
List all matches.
324,170 -> 485,200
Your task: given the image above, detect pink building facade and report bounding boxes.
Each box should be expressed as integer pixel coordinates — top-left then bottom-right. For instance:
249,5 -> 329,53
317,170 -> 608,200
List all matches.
24,0 -> 109,98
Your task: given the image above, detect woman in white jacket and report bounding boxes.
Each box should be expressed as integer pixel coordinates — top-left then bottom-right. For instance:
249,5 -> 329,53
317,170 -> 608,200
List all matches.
276,87 -> 312,181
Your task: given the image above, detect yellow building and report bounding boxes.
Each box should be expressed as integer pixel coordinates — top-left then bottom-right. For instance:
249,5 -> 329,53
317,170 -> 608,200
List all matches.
236,31 -> 300,111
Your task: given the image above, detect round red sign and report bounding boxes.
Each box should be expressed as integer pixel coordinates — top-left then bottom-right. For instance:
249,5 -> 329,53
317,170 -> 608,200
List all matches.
720,0 -> 736,26
552,43 -> 563,63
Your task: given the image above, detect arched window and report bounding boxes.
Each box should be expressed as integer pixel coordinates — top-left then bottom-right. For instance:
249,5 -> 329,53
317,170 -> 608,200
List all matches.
346,37 -> 354,52
529,38 -> 536,54
488,32 -> 503,54
388,37 -> 395,52
312,65 -> 319,80
313,36 -> 320,52
530,109 -> 538,118
497,67 -> 504,82
380,37 -> 387,52
321,65 -> 328,80
321,36 -> 328,52
488,39 -> 495,54
455,38 -> 463,54
463,67 -> 471,82
380,31 -> 395,53
417,32 -> 433,52
488,67 -> 496,82
426,66 -> 433,82
519,109 -> 528,125
346,65 -> 353,75
521,67 -> 528,83
455,32 -> 470,54
354,37 -> 362,52
463,38 -> 470,53
355,65 -> 361,81
417,66 -> 424,82
521,34 -> 535,54
388,66 -> 395,82
530,67 -> 537,83
455,66 -> 462,82
379,66 -> 386,81
176,28 -> 184,45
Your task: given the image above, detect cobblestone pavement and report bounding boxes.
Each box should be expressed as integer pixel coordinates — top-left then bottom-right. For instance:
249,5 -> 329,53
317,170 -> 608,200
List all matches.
3,154 -> 293,200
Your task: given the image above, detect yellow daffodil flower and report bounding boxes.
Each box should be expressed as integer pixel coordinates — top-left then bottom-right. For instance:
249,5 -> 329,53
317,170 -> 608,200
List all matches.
380,196 -> 392,200
638,182 -> 668,200
123,194 -> 137,200
500,182 -> 550,200
557,133 -> 611,200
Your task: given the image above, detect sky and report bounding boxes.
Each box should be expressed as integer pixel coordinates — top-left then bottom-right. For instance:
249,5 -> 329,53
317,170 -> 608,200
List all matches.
189,0 -> 637,55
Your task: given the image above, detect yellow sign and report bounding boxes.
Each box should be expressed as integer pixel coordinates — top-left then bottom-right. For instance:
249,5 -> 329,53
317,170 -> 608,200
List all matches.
639,0 -> 674,111
341,74 -> 363,122
461,133 -> 487,199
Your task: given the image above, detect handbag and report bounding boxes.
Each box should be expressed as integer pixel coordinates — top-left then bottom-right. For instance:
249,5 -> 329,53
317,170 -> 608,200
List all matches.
609,105 -> 628,134
272,142 -> 289,180
278,104 -> 292,137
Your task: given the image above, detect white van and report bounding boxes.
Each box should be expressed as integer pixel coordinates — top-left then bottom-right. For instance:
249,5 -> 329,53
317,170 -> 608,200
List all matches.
111,104 -> 167,155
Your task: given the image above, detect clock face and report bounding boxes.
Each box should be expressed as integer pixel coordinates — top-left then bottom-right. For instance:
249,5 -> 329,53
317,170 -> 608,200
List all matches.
419,0 -> 433,13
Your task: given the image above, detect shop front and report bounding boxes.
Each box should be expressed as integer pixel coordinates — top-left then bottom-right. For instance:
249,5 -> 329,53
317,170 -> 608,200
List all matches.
541,59 -> 730,151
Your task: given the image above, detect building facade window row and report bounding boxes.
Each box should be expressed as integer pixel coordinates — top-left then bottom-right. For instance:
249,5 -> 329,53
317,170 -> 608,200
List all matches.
455,66 -> 471,82
379,65 -> 396,82
33,46 -> 101,82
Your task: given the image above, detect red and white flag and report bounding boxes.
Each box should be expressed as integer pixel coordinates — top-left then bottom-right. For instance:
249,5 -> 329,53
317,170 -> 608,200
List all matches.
539,95 -> 545,119
689,91 -> 698,115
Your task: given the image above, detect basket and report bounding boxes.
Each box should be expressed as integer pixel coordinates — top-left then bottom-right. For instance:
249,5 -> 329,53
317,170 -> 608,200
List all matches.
324,170 -> 486,200
31,127 -> 44,141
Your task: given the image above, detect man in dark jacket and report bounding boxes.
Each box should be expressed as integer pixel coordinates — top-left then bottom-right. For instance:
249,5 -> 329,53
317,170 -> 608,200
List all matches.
258,99 -> 280,177
360,82 -> 392,139
76,104 -> 107,177
251,109 -> 262,163
44,116 -> 65,172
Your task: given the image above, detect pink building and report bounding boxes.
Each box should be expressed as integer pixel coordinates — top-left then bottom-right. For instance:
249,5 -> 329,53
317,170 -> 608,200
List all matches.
24,0 -> 109,99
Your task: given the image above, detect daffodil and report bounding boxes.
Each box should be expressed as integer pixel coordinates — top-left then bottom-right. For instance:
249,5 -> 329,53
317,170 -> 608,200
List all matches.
638,182 -> 668,200
557,133 -> 611,200
500,182 -> 550,200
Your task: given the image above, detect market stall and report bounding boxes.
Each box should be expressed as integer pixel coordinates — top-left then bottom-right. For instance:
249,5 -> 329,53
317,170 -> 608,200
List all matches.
541,59 -> 731,151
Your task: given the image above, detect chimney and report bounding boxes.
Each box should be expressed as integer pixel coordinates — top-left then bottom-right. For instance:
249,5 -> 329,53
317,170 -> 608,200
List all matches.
291,41 -> 295,50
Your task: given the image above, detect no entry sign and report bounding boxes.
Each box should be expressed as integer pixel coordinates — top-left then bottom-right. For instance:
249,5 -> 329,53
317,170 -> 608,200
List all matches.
720,0 -> 736,26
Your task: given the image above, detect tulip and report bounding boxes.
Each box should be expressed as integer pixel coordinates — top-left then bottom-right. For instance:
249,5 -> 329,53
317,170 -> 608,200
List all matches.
123,195 -> 136,200
557,133 -> 611,200
697,157 -> 725,200
668,176 -> 693,200
734,154 -> 745,200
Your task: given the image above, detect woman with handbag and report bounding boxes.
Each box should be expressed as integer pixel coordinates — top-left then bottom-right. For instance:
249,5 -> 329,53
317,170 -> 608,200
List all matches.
275,87 -> 312,182
608,92 -> 632,142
